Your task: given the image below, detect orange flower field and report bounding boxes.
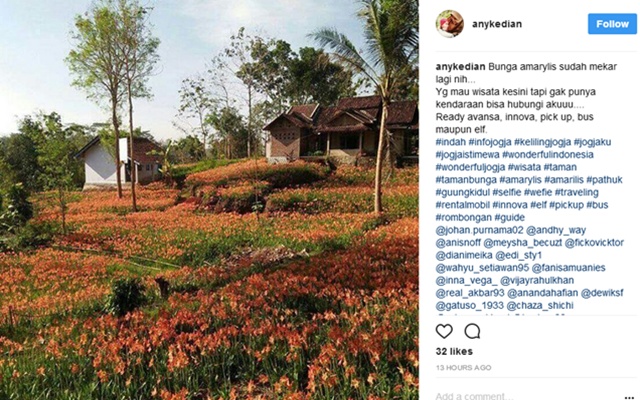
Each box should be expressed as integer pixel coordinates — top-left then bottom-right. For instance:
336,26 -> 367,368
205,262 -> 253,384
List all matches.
0,162 -> 418,399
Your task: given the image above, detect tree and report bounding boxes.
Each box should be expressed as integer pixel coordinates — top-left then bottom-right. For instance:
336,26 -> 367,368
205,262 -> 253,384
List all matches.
239,38 -> 294,118
212,28 -> 281,158
0,131 -> 42,193
32,113 -> 82,235
0,157 -> 12,190
287,47 -> 358,105
177,74 -> 216,158
0,183 -> 33,236
67,2 -> 126,198
207,107 -> 249,159
172,135 -> 204,163
223,28 -> 263,158
311,0 -> 419,214
115,0 -> 160,212
389,63 -> 418,101
238,42 -> 359,120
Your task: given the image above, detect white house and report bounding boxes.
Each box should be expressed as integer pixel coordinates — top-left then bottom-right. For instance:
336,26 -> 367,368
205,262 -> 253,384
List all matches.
75,137 -> 163,190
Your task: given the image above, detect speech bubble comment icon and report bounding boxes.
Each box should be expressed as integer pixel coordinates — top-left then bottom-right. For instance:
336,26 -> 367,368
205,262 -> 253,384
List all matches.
436,324 -> 453,339
464,323 -> 481,339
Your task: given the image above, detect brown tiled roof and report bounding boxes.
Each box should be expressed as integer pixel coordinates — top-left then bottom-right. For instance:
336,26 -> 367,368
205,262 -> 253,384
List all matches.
347,109 -> 376,124
131,138 -> 163,164
289,111 -> 313,124
263,96 -> 418,133
315,106 -> 340,127
337,95 -> 381,110
320,125 -> 371,133
387,101 -> 418,125
262,113 -> 312,130
289,104 -> 319,119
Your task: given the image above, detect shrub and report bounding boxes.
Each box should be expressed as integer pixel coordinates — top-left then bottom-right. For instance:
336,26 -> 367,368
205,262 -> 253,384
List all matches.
205,181 -> 269,213
2,221 -> 56,251
186,160 -> 330,189
104,277 -> 147,317
0,183 -> 33,232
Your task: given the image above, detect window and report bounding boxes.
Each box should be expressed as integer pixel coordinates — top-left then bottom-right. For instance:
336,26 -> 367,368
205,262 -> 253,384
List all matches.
405,131 -> 419,156
146,164 -> 150,171
339,133 -> 360,150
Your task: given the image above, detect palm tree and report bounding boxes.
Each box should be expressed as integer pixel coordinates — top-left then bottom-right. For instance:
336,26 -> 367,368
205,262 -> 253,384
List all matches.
311,0 -> 418,214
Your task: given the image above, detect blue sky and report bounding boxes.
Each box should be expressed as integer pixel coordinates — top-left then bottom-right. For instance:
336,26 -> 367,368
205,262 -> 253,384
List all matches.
0,0 -> 368,141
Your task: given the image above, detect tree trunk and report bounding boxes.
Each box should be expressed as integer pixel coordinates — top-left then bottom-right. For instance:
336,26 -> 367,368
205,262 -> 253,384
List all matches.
247,85 -> 252,158
128,87 -> 137,212
199,112 -> 208,159
58,186 -> 67,235
374,101 -> 389,215
385,131 -> 396,179
112,96 -> 123,198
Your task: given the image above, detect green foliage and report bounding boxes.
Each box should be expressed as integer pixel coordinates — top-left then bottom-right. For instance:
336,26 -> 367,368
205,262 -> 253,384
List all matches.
287,46 -> 357,105
311,0 -> 418,97
66,2 -> 124,103
116,0 -> 160,102
0,184 -> 33,233
260,163 -> 329,189
177,75 -> 215,156
35,114 -> 78,190
229,31 -> 359,122
180,27 -> 360,160
187,160 -> 330,190
0,221 -> 56,253
0,132 -> 42,192
66,0 -> 161,196
104,277 -> 147,317
206,181 -> 270,214
31,113 -> 82,234
170,135 -> 204,164
206,107 -> 250,159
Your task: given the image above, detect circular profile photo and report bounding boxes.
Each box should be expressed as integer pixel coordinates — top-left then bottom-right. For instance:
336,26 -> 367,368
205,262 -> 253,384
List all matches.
436,10 -> 464,38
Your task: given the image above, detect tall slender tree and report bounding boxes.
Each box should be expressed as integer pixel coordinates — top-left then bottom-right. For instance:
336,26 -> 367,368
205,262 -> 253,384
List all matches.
115,0 -> 160,212
311,0 -> 418,214
67,3 -> 126,198
177,74 -> 216,158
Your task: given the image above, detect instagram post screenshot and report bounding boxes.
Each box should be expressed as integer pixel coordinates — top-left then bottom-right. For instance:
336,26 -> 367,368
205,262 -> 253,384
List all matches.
0,0 -> 419,399
424,1 -> 638,400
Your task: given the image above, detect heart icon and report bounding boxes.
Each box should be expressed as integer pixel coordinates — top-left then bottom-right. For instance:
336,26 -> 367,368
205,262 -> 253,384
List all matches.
436,324 -> 453,339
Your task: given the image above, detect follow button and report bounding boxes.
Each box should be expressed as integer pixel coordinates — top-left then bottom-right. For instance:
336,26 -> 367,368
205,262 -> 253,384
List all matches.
588,14 -> 637,34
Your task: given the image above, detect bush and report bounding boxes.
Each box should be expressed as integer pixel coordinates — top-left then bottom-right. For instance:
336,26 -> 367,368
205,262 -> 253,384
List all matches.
3,221 -> 56,251
205,181 -> 269,213
185,160 -> 330,214
186,160 -> 330,189
104,278 -> 147,317
0,183 -> 33,232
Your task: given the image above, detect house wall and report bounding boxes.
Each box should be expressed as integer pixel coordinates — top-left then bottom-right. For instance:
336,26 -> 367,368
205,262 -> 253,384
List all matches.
333,114 -> 360,126
267,119 -> 301,161
362,131 -> 377,155
84,144 -> 118,185
84,142 -> 162,188
136,163 -> 161,184
393,131 -> 406,156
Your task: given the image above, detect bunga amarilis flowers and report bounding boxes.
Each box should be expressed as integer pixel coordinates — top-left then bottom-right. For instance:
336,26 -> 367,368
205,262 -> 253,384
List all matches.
1,162 -> 418,399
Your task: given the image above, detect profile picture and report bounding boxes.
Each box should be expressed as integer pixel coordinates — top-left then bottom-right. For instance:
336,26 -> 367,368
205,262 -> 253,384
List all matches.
436,10 -> 464,38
